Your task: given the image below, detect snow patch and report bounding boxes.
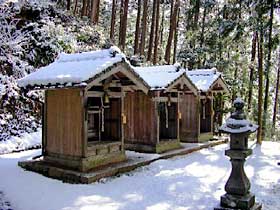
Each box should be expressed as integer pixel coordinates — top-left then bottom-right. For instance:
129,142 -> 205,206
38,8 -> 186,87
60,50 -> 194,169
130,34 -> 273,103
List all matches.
0,129 -> 41,154
233,97 -> 244,104
0,141 -> 279,210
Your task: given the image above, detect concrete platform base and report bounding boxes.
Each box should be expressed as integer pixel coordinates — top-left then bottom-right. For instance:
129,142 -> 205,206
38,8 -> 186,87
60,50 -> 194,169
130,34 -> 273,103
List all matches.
19,139 -> 228,184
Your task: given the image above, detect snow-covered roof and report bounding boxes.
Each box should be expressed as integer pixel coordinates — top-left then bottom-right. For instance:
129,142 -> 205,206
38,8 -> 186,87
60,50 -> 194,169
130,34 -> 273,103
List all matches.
134,65 -> 186,90
18,46 -> 129,89
186,68 -> 223,92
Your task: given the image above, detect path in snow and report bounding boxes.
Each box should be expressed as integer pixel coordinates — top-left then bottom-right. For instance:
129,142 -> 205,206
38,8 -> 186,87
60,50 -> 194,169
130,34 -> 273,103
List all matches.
0,142 -> 279,210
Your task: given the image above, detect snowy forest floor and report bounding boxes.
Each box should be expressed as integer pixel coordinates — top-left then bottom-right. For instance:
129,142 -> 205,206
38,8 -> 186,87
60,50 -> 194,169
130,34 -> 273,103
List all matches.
0,130 -> 41,155
0,141 -> 279,210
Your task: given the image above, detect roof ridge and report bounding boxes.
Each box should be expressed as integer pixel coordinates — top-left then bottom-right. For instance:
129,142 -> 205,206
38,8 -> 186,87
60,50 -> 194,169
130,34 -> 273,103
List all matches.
56,46 -> 122,63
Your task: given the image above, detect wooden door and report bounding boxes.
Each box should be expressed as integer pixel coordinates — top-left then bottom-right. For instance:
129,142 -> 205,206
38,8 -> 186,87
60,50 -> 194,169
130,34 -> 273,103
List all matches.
159,102 -> 177,140
102,98 -> 121,141
200,98 -> 212,133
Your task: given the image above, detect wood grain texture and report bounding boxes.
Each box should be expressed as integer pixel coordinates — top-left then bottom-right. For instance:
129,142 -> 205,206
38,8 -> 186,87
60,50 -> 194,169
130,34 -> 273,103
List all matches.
124,91 -> 157,145
46,88 -> 84,157
180,94 -> 199,142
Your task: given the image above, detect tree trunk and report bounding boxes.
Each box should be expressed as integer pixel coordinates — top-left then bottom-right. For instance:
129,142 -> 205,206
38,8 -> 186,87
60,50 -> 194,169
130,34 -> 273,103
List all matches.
232,65 -> 238,102
169,0 -> 174,26
139,0 -> 148,56
134,0 -> 142,54
118,0 -> 124,46
262,0 -> 274,136
200,6 -> 207,47
147,0 -> 157,61
87,0 -> 91,17
90,0 -> 100,24
272,53 -> 280,136
193,0 -> 200,29
164,0 -> 180,64
153,0 -> 160,64
110,0 -> 116,41
81,0 -> 87,16
67,0 -> 71,10
257,28 -> 264,145
248,32 -> 257,111
73,0 -> 78,15
173,7 -> 180,64
159,3 -> 165,47
119,0 -> 129,50
186,1 -> 193,30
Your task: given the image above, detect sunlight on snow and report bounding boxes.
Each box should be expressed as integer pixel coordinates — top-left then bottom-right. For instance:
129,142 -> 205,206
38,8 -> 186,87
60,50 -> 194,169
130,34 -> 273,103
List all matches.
123,193 -> 143,202
146,202 -> 171,210
68,195 -> 123,210
0,142 -> 279,210
57,74 -> 71,78
168,162 -> 224,179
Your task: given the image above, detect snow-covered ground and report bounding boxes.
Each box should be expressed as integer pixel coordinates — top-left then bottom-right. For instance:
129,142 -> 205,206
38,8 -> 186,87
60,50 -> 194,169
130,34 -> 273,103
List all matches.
0,129 -> 41,155
0,142 -> 279,210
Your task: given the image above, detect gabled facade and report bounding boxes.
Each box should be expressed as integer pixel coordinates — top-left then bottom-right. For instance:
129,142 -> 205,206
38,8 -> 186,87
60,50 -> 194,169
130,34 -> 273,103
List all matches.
180,68 -> 229,142
18,47 -> 150,172
123,65 -> 198,153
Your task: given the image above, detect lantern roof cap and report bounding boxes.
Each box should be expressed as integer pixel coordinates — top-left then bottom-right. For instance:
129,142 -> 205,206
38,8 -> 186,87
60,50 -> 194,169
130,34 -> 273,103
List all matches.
219,97 -> 258,134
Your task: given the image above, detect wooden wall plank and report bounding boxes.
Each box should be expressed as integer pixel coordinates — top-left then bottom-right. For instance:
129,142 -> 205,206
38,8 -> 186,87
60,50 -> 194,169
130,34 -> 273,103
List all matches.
180,94 -> 199,142
46,89 -> 83,157
124,92 -> 157,145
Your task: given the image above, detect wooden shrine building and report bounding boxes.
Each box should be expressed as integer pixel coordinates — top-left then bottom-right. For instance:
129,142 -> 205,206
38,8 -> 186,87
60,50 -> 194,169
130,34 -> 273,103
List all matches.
18,47 -> 149,172
123,65 -> 198,153
180,68 -> 229,142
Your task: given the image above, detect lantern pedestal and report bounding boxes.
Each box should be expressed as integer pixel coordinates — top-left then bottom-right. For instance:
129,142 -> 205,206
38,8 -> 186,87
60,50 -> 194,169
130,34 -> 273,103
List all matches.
214,98 -> 261,210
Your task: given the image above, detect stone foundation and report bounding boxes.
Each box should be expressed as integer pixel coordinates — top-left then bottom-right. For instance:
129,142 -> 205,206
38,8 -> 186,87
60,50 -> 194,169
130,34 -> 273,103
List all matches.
18,139 -> 227,184
125,139 -> 181,153
198,132 -> 213,142
180,132 -> 214,143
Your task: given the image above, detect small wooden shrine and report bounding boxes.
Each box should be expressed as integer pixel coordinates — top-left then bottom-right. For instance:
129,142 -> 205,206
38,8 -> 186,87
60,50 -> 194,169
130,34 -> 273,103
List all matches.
18,47 -> 149,172
180,68 -> 229,142
123,65 -> 198,153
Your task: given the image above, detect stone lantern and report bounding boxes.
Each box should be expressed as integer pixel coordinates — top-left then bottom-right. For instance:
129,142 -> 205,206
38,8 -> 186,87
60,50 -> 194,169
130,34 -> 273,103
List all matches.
214,98 -> 261,210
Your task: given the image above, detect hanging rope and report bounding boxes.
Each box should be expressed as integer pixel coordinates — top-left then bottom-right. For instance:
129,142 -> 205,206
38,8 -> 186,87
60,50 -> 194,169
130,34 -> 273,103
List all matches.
202,100 -> 206,120
165,102 -> 169,128
100,97 -> 105,132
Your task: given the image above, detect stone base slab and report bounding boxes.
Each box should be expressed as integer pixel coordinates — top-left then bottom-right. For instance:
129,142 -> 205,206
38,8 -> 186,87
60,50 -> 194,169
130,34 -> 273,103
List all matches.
44,151 -> 126,172
214,193 -> 262,210
125,139 -> 181,153
214,203 -> 262,210
18,139 -> 228,184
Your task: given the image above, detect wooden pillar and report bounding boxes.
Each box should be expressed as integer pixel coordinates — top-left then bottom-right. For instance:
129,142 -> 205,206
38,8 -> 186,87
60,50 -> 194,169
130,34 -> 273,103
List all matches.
42,90 -> 48,156
155,91 -> 160,143
177,92 -> 180,141
121,88 -> 125,152
82,90 -> 88,158
197,93 -> 201,139
211,92 -> 214,133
